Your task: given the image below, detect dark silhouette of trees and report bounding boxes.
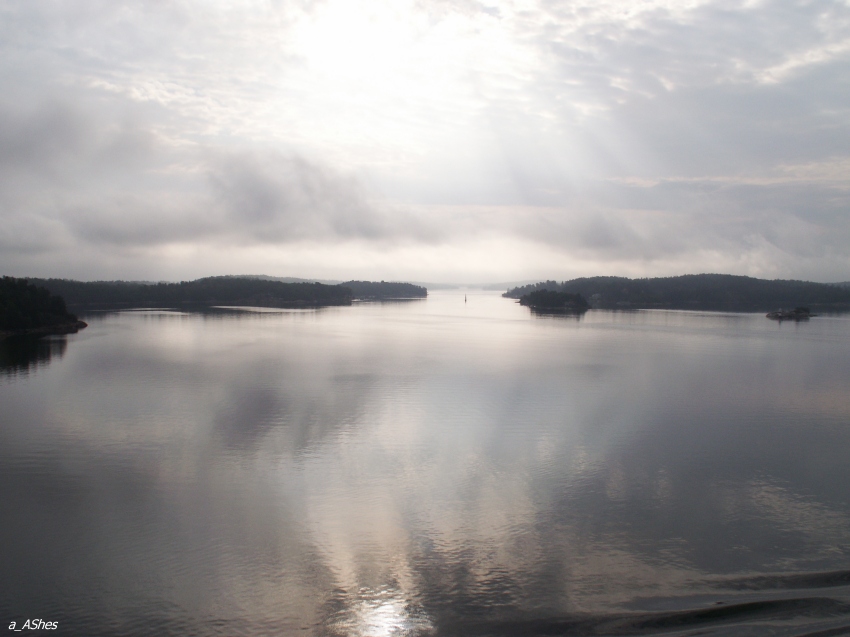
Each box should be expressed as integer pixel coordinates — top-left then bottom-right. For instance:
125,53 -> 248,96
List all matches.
26,277 -> 431,309
0,277 -> 81,332
505,274 -> 850,312
25,276 -> 356,310
519,289 -> 589,311
342,281 -> 427,300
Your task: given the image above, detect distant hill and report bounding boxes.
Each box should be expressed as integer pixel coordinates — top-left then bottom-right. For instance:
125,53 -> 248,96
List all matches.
504,274 -> 850,312
1,277 -> 86,337
833,281 -> 850,290
343,281 -> 426,300
27,277 -> 353,310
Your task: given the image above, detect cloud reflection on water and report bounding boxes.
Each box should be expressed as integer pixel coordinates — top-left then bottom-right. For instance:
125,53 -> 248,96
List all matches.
1,294 -> 850,634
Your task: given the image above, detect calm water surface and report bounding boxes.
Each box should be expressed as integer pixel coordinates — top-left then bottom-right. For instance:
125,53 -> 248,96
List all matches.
2,291 -> 850,636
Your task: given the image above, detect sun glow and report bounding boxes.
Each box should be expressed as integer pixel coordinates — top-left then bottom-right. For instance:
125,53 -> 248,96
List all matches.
284,0 -> 542,166
294,1 -> 416,84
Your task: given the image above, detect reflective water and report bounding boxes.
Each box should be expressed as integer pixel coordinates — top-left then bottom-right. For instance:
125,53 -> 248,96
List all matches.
2,291 -> 850,636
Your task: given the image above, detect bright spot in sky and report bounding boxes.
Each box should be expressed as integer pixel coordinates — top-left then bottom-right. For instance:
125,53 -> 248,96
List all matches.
295,1 -> 415,83
285,0 -> 538,167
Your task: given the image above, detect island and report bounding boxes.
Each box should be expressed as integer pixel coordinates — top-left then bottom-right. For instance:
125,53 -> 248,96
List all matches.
24,276 -> 354,310
22,276 -> 428,310
1,277 -> 87,339
519,289 -> 589,314
766,307 -> 815,321
505,274 -> 850,313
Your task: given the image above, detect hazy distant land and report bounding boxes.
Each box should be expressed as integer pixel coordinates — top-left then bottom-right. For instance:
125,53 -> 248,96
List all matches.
505,274 -> 850,312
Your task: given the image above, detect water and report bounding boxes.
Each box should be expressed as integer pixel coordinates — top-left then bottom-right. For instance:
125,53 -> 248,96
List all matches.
2,291 -> 850,636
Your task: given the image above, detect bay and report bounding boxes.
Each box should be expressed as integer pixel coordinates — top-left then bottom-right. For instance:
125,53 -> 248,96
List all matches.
2,290 -> 850,636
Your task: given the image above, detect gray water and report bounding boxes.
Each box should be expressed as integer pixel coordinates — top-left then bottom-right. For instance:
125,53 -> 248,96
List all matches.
2,291 -> 850,636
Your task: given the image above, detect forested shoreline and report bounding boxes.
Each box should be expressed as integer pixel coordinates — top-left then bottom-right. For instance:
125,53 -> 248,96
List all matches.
8,273 -> 849,321
342,281 -> 426,300
24,277 -> 352,309
1,277 -> 86,337
22,276 -> 426,310
519,290 -> 589,313
505,274 -> 850,312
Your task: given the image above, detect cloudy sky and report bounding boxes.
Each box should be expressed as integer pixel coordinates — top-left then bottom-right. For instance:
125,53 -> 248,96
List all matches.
1,0 -> 848,283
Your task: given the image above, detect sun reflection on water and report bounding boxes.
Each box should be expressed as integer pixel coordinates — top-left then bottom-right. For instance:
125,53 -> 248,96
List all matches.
330,588 -> 433,637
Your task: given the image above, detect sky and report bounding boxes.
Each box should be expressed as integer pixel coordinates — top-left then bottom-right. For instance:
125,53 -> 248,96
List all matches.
1,0 -> 849,284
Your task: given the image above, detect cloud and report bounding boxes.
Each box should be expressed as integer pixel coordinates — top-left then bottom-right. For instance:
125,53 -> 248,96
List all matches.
0,95 -> 444,252
209,150 -> 396,243
0,0 -> 849,281
0,95 -> 197,252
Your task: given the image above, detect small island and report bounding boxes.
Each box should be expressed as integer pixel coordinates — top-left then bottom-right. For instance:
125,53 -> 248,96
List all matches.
519,289 -> 589,314
1,277 -> 87,339
767,307 -> 815,321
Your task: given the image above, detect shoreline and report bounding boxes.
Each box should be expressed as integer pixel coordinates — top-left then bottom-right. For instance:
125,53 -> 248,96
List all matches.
0,320 -> 88,341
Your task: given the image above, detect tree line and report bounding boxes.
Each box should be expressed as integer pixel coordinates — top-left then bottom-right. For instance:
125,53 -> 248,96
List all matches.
22,276 -> 427,310
505,274 -> 850,312
1,277 -> 81,332
25,276 -> 354,309
519,289 -> 589,311
342,281 -> 426,299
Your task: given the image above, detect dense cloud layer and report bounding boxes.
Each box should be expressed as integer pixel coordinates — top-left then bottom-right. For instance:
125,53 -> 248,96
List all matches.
0,0 -> 848,281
